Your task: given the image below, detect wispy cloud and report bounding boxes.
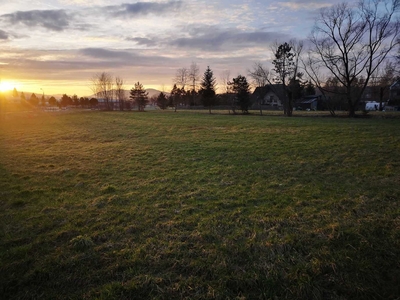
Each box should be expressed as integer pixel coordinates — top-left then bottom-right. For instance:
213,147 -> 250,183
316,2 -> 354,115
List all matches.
106,1 -> 182,18
168,25 -> 287,51
0,29 -> 9,40
125,37 -> 158,47
79,48 -> 136,61
1,9 -> 72,31
78,47 -> 174,67
278,0 -> 343,11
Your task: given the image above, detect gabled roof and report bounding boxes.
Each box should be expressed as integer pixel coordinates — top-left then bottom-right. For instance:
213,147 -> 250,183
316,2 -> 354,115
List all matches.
390,78 -> 400,90
252,84 -> 286,100
298,95 -> 321,103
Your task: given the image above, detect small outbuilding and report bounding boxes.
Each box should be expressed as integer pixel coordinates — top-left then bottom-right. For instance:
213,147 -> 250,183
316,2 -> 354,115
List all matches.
296,95 -> 324,111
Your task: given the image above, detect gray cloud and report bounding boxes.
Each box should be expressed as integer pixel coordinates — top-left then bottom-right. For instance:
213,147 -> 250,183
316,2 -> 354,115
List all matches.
107,1 -> 182,17
1,9 -> 72,31
0,29 -> 9,40
169,26 -> 288,51
126,37 -> 157,47
79,48 -> 136,61
78,47 -> 174,67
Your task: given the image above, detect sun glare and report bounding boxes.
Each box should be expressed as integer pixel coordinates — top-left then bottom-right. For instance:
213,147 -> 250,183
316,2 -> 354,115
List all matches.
0,81 -> 15,92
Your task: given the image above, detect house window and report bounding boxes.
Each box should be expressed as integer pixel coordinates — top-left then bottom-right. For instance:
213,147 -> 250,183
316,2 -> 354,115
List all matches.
270,96 -> 274,103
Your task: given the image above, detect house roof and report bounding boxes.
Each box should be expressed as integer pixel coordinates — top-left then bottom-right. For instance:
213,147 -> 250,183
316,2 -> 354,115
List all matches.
390,78 -> 400,90
298,95 -> 321,104
252,84 -> 286,100
300,99 -> 318,104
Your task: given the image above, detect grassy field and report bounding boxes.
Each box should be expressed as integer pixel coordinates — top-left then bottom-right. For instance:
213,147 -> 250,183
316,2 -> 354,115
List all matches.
0,110 -> 399,299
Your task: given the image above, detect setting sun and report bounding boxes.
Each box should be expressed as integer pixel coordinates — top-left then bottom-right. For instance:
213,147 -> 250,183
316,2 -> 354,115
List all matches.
0,80 -> 15,92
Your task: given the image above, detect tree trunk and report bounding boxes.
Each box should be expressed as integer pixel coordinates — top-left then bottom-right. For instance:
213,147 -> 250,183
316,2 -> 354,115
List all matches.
287,100 -> 293,117
326,96 -> 336,116
348,104 -> 356,117
347,88 -> 357,117
287,92 -> 293,117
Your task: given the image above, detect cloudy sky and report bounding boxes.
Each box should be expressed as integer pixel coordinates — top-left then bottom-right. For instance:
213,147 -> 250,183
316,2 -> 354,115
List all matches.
0,0 -> 358,96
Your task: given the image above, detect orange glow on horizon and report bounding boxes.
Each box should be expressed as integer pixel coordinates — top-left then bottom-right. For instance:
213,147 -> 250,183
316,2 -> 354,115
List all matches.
0,78 -> 172,97
0,80 -> 18,92
0,79 -> 93,97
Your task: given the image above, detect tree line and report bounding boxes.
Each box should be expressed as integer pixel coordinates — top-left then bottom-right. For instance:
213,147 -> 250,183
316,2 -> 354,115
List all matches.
4,0 -> 399,117
93,0 -> 400,117
8,88 -> 99,109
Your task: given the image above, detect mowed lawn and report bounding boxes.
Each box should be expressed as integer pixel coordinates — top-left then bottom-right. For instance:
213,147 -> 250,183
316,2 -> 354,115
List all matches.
0,110 -> 399,299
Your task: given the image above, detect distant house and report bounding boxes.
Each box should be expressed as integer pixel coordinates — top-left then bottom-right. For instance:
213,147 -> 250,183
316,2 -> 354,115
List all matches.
359,85 -> 386,110
251,84 -> 285,110
387,78 -> 400,109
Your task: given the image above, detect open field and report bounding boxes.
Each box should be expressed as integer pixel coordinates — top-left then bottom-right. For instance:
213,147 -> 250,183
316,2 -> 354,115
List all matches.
1,110 -> 399,299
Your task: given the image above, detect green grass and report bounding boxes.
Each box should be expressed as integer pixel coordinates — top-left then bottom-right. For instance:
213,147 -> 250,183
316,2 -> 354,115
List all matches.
0,110 -> 399,299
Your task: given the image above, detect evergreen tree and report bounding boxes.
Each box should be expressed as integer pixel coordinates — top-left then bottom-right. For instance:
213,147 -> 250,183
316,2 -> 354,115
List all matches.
83,97 -> 90,107
130,82 -> 148,112
48,96 -> 57,106
89,98 -> 98,108
228,75 -> 251,113
169,84 -> 181,112
156,92 -> 168,110
200,66 -> 217,114
29,93 -> 39,106
189,89 -> 200,106
60,94 -> 71,107
20,92 -> 27,107
72,94 -> 79,106
272,42 -> 296,116
304,81 -> 316,96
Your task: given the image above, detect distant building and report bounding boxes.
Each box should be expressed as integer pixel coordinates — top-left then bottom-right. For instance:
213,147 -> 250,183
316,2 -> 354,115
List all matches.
295,95 -> 324,111
251,84 -> 285,110
388,78 -> 400,108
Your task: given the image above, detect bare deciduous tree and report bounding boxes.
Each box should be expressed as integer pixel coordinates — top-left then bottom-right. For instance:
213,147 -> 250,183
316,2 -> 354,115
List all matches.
248,62 -> 270,88
174,67 -> 189,90
90,72 -> 114,110
219,70 -> 231,94
305,0 -> 400,117
220,70 -> 236,113
115,76 -> 126,111
248,62 -> 271,116
189,62 -> 200,92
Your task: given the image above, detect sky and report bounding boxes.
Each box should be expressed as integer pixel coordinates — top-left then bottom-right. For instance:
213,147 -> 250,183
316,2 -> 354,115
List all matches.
0,0 -> 358,97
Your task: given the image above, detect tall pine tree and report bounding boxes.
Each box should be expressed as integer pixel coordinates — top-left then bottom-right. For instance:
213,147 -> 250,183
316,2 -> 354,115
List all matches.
200,66 -> 217,114
228,75 -> 251,114
272,42 -> 296,116
130,82 -> 148,112
156,92 -> 168,110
